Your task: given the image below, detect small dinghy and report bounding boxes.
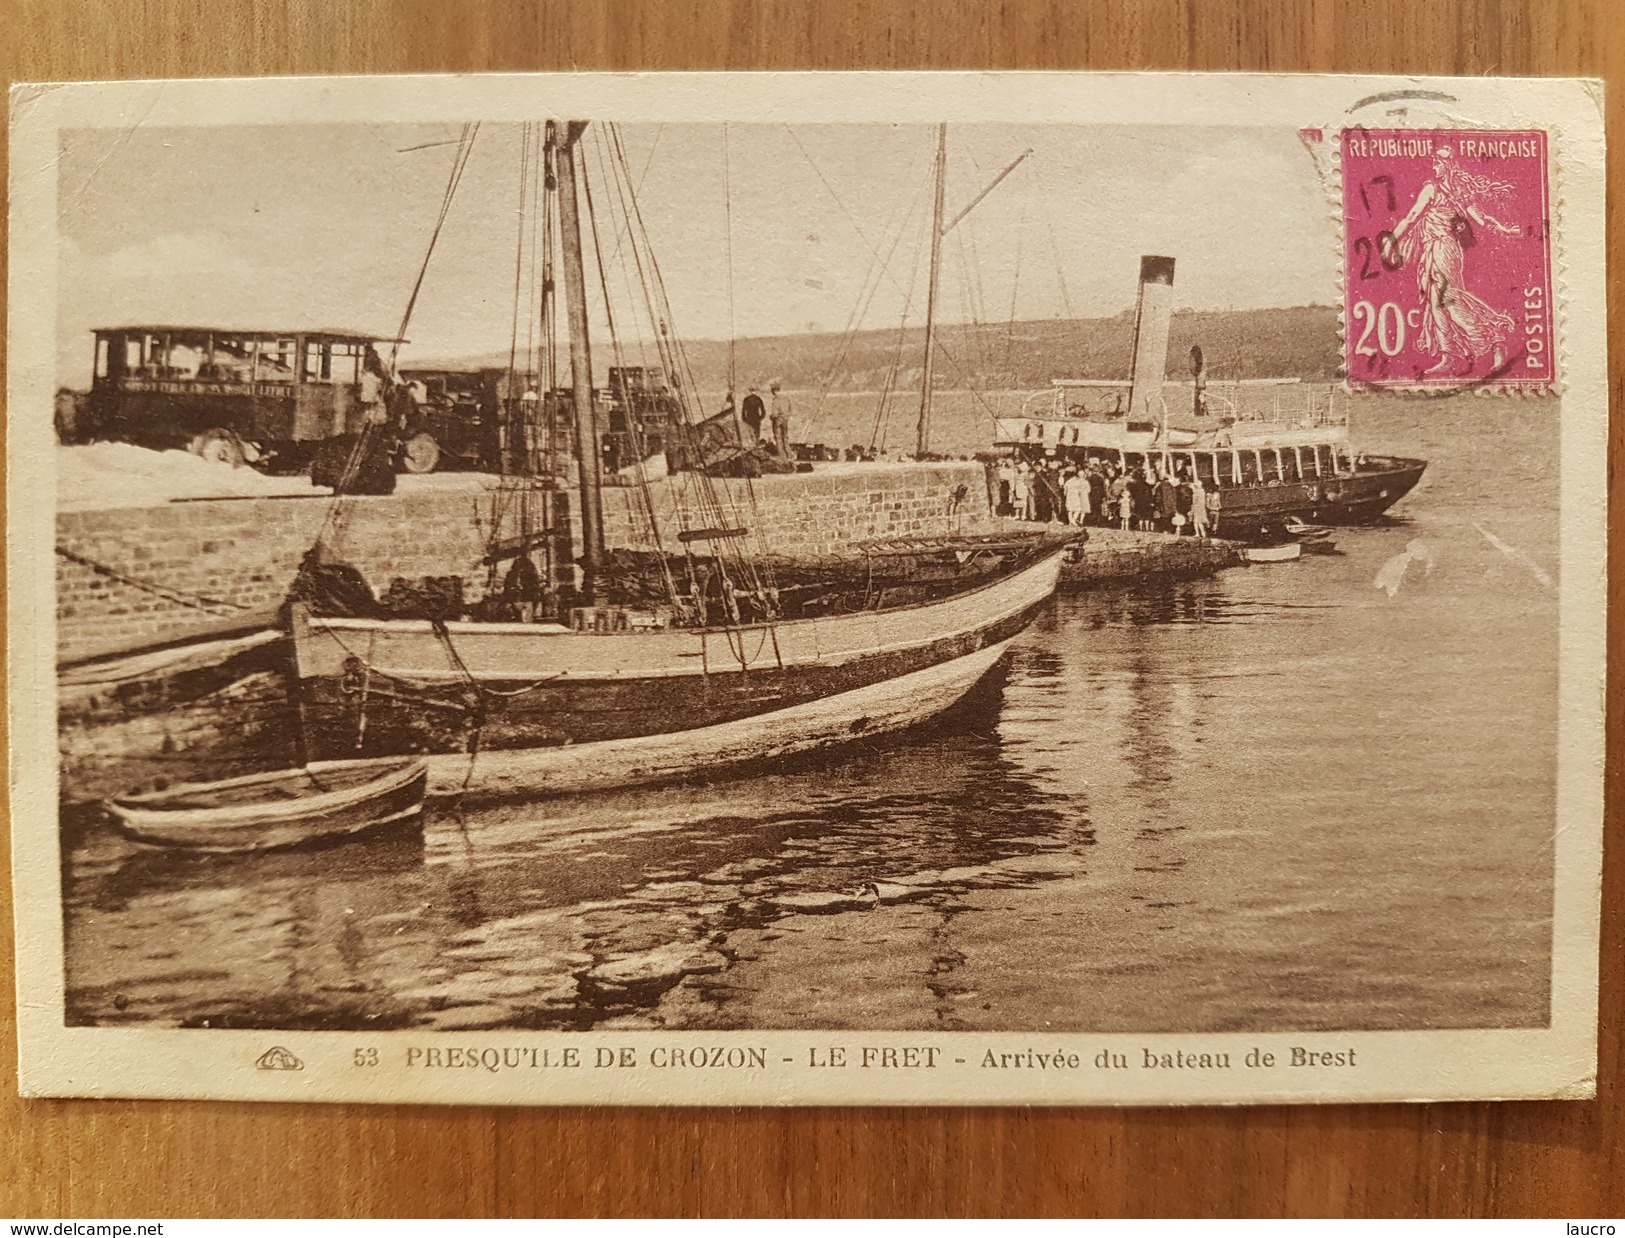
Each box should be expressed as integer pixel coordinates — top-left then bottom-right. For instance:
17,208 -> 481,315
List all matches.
108,758 -> 428,853
1243,542 -> 1303,563
1283,516 -> 1333,541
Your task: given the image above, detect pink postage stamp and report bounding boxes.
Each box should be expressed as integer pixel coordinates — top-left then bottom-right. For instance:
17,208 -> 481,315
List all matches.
1340,128 -> 1553,391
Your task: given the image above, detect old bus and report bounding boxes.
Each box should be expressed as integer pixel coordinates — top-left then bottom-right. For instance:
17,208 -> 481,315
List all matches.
79,326 -> 398,471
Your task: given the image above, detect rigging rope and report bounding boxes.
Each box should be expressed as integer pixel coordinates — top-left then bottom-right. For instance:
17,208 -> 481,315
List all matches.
391,123 -> 480,371
603,123 -> 777,616
1003,200 -> 1027,380
582,131 -> 684,614
308,125 -> 482,557
506,123 -> 532,401
722,124 -> 738,395
56,545 -> 252,615
870,208 -> 931,454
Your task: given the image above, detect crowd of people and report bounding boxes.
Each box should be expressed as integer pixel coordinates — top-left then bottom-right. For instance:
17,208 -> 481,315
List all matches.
994,455 -> 1219,537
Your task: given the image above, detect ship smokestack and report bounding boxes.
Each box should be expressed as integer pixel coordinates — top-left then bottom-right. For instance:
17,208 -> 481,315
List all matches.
1126,255 -> 1176,425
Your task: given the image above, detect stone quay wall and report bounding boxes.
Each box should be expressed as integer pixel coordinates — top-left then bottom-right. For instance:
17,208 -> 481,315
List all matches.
55,462 -> 999,665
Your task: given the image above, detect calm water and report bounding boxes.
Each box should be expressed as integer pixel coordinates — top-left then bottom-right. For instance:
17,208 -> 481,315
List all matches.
63,397 -> 1559,1032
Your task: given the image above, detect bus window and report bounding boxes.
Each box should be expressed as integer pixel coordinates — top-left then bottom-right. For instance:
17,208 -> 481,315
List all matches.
331,342 -> 362,384
1260,450 -> 1280,483
206,337 -> 255,382
1238,452 -> 1259,484
166,342 -> 203,379
1282,448 -> 1301,482
260,339 -> 297,380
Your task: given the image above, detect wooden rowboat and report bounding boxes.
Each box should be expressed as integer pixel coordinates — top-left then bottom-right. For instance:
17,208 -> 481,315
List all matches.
107,758 -> 427,853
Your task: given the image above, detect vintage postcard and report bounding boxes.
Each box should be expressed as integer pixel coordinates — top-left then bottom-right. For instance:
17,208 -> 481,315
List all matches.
6,72 -> 1606,1106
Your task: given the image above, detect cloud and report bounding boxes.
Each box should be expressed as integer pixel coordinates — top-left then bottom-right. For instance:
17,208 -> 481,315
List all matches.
58,232 -> 271,386
97,231 -> 260,288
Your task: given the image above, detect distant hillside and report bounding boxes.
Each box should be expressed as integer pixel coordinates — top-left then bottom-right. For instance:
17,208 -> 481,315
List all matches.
411,305 -> 1343,392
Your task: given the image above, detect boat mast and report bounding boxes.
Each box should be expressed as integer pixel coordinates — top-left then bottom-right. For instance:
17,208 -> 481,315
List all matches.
914,127 -> 1031,459
554,120 -> 606,603
915,123 -> 949,460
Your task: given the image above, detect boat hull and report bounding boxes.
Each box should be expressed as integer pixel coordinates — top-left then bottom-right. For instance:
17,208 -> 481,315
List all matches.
108,758 -> 427,853
418,633 -> 1019,797
291,547 -> 1068,797
1212,457 -> 1426,538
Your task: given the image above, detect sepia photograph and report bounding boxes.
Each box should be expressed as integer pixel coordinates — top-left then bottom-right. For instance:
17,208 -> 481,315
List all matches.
8,72 -> 1607,1106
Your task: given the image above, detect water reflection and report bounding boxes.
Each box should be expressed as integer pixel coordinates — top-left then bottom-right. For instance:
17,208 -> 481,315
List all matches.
65,673 -> 1096,1031
60,400 -> 1561,1035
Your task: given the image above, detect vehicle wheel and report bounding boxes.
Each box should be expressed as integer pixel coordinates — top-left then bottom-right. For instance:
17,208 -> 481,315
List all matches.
193,427 -> 246,468
401,432 -> 441,474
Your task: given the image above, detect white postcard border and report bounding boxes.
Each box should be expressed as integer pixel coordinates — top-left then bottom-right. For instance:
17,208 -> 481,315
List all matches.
7,71 -> 1607,1106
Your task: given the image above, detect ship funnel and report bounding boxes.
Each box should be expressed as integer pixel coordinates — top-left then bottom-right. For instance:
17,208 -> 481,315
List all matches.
1126,255 -> 1176,425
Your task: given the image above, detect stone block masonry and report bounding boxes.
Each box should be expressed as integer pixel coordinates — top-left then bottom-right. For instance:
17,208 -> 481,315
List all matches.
55,462 -> 999,665
599,461 -> 996,557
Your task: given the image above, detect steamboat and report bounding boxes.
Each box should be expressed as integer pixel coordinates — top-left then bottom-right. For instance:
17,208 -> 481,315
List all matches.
994,256 -> 1427,540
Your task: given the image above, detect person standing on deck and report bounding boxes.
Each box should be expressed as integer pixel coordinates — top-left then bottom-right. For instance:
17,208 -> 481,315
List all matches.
1013,461 -> 1033,520
1117,478 -> 1133,530
1190,477 -> 1211,538
1087,463 -> 1108,526
1049,464 -> 1069,525
1154,469 -> 1179,533
1106,466 -> 1127,526
1205,482 -> 1222,537
1064,468 -> 1090,527
1174,470 -> 1195,535
1129,469 -> 1153,532
740,386 -> 766,444
769,383 -> 793,457
995,457 -> 1016,515
1032,462 -> 1055,523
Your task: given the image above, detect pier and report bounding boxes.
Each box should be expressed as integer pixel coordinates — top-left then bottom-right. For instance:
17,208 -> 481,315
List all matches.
55,461 -> 1241,804
56,460 -> 1240,666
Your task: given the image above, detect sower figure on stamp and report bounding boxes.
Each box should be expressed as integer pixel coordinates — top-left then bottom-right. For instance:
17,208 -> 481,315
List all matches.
1387,146 -> 1520,376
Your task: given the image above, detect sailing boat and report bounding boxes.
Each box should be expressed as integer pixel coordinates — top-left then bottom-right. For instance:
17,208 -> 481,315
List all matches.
288,121 -> 1071,798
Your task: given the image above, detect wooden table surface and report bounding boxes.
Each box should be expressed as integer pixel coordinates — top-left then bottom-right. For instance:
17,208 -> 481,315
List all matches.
2,0 -> 1619,1218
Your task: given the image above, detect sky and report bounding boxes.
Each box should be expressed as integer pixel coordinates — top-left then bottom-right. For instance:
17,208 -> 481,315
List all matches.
55,121 -> 1337,387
